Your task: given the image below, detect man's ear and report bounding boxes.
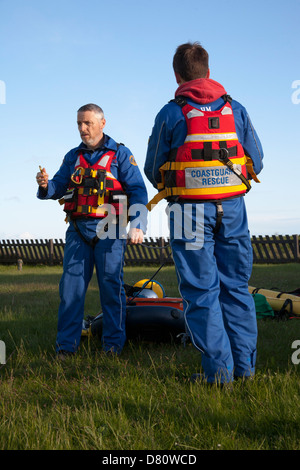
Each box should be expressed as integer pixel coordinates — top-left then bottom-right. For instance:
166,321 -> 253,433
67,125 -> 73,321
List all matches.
175,72 -> 185,85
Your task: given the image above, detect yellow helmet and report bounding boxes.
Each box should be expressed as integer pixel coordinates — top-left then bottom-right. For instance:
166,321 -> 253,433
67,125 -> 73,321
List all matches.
133,279 -> 165,298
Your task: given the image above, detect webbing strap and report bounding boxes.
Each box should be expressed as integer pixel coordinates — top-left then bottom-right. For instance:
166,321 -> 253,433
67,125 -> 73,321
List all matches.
159,156 -> 247,172
72,219 -> 99,249
213,202 -> 223,234
218,149 -> 251,192
76,205 -> 107,216
146,182 -> 248,211
246,157 -> 260,183
146,190 -> 167,211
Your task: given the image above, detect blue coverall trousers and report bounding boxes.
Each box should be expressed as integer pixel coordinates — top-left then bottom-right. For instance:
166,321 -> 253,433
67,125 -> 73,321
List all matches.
169,197 -> 257,383
56,220 -> 127,354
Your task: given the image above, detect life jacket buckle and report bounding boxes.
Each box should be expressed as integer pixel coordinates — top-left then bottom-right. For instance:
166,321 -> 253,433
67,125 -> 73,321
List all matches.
71,167 -> 84,185
94,169 -> 107,196
218,147 -> 229,162
213,201 -> 224,234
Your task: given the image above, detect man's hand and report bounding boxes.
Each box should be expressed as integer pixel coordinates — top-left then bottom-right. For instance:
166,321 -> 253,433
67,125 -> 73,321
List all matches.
36,167 -> 49,190
128,227 -> 144,244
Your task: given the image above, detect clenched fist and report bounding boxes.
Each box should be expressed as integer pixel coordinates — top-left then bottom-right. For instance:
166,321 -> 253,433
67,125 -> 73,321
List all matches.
36,167 -> 49,190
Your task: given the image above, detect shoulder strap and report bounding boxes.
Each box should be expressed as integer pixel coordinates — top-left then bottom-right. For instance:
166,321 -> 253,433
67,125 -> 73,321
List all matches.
172,95 -> 232,107
222,94 -> 232,104
169,96 -> 187,108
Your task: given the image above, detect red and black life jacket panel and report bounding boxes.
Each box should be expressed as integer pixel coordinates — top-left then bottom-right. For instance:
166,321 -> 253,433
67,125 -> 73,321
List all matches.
62,150 -> 126,218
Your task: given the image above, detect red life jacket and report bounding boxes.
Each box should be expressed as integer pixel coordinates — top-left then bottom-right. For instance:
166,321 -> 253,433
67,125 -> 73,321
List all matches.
61,150 -> 126,219
147,95 -> 255,210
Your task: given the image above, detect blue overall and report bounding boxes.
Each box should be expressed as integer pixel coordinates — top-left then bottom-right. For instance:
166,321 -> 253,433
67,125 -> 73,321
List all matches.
57,220 -> 127,353
145,79 -> 263,383
38,134 -> 148,354
169,199 -> 256,382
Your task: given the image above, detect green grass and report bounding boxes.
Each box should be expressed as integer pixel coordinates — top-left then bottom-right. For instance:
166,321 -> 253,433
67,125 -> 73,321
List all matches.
0,263 -> 300,450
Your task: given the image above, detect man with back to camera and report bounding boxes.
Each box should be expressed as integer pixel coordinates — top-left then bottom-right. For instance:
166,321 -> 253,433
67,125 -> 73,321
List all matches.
36,103 -> 148,358
144,42 -> 263,386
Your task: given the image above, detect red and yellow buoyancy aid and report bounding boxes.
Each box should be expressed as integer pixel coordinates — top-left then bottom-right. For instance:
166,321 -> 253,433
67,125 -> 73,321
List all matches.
147,96 -> 259,211
60,150 -> 126,219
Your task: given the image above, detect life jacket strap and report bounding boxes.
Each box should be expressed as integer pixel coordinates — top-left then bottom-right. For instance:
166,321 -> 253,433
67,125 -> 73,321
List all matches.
213,201 -> 224,234
72,219 -> 99,248
218,148 -> 251,192
246,156 -> 260,183
76,204 -> 108,216
146,190 -> 167,211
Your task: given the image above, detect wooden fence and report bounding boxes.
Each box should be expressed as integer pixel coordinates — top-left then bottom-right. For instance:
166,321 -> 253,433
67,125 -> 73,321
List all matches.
251,235 -> 299,264
0,235 -> 299,265
0,238 -> 173,266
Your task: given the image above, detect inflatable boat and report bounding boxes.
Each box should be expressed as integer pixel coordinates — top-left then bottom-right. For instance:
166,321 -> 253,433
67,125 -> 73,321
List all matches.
81,279 -> 187,343
81,280 -> 300,344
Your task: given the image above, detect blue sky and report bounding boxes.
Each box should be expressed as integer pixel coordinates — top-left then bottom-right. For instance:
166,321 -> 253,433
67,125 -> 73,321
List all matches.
0,0 -> 299,240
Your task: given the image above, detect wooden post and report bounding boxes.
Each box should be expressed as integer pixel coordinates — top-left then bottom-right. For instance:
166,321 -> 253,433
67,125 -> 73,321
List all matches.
294,235 -> 300,262
159,237 -> 165,264
49,239 -> 54,265
17,259 -> 23,271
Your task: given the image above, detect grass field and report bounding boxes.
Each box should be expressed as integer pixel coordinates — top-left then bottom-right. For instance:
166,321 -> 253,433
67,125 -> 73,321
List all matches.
0,263 -> 300,450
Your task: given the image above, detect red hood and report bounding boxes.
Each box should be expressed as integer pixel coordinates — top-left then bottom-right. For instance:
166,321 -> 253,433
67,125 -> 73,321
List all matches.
175,78 -> 227,105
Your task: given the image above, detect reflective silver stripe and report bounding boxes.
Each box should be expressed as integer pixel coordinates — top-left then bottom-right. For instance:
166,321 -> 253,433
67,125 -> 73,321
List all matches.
97,154 -> 111,168
184,132 -> 238,142
106,171 -> 116,180
221,106 -> 233,115
187,109 -> 204,118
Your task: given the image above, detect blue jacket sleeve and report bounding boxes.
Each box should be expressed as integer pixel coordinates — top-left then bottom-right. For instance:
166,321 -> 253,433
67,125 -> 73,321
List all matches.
144,102 -> 186,189
116,145 -> 148,232
231,100 -> 264,175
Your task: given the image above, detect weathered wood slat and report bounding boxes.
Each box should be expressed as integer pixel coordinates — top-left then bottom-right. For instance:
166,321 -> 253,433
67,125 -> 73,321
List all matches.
252,235 -> 265,262
278,235 -> 293,260
265,235 -> 279,261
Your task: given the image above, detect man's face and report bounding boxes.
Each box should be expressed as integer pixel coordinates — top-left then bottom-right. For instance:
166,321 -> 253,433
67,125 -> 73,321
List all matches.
77,110 -> 106,149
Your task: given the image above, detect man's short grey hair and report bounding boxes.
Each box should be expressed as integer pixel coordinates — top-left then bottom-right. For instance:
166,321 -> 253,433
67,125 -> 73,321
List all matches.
77,103 -> 104,121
